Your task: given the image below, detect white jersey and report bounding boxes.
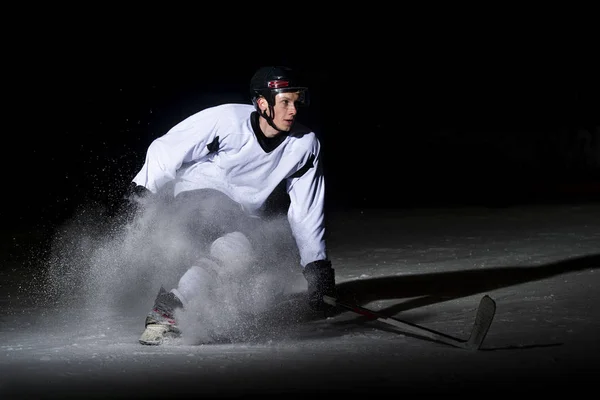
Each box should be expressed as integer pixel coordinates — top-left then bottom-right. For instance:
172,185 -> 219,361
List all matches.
132,103 -> 327,267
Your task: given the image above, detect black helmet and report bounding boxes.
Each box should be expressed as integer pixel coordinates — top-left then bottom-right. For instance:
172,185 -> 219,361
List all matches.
250,66 -> 310,109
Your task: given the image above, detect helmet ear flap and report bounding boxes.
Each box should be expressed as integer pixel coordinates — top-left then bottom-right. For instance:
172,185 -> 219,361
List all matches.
251,90 -> 276,112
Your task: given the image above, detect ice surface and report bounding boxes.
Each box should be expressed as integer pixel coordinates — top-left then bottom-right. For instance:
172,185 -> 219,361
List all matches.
1,203 -> 599,397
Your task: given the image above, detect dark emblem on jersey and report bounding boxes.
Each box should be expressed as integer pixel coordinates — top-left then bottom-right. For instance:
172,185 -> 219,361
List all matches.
207,136 -> 219,153
289,153 -> 315,179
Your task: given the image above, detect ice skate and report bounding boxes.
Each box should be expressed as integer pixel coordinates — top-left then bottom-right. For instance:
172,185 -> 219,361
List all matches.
139,286 -> 184,345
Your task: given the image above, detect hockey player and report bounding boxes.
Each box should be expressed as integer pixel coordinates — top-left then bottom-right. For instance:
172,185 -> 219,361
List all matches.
128,66 -> 337,345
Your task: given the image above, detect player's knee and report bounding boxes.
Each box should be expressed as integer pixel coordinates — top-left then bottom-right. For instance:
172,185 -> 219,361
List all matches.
210,231 -> 256,276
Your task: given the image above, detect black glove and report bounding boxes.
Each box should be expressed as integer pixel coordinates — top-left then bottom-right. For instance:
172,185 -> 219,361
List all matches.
117,182 -> 152,220
303,260 -> 336,311
129,182 -> 151,198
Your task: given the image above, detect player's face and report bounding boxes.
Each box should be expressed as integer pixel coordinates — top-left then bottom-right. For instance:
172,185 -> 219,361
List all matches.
271,92 -> 300,131
258,91 -> 302,137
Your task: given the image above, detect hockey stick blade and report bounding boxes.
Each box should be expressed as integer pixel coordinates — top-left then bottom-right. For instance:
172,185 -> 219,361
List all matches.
323,295 -> 496,351
465,294 -> 496,350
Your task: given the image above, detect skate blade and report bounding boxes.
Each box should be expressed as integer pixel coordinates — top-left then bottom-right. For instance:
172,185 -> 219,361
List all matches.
139,324 -> 179,345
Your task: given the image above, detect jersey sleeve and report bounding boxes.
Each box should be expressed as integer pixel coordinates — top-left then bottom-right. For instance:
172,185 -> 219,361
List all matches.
132,109 -> 221,193
286,138 -> 328,267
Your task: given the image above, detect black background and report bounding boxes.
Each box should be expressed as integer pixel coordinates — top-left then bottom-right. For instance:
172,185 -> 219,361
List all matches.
4,10 -> 599,234
0,9 -> 599,396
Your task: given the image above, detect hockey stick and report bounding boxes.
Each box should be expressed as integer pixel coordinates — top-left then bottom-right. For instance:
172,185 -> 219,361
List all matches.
323,294 -> 496,350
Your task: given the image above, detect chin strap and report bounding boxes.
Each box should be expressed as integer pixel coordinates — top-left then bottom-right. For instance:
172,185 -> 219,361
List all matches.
259,103 -> 286,133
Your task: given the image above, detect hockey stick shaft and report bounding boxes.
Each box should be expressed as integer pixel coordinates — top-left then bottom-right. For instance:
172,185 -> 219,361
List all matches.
323,295 -> 495,350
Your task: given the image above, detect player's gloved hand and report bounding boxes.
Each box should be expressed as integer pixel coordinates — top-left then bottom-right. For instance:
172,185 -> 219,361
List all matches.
303,259 -> 336,311
118,182 -> 152,220
129,183 -> 151,200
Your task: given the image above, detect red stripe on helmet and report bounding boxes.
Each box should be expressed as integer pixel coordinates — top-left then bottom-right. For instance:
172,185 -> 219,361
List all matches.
267,80 -> 290,88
